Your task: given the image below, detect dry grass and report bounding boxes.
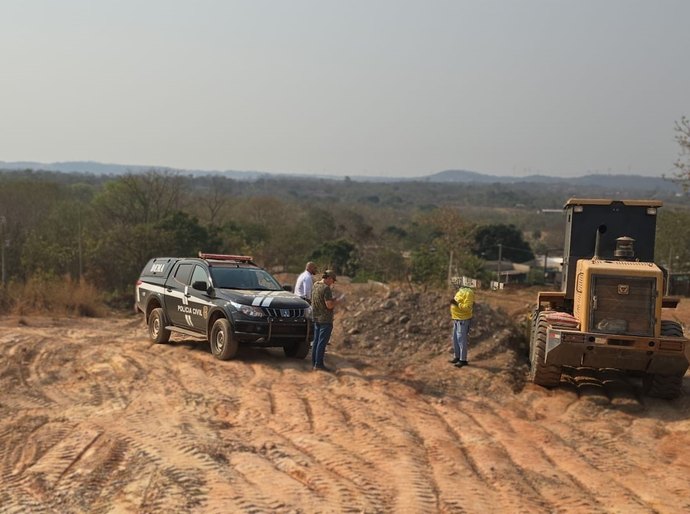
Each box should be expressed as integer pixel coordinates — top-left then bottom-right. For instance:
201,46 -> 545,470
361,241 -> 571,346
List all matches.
1,276 -> 108,317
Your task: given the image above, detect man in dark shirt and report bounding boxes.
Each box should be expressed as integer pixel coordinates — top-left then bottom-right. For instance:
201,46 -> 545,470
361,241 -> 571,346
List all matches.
310,270 -> 340,371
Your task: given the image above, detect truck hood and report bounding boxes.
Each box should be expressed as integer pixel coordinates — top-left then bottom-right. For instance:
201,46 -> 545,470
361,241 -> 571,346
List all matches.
215,288 -> 309,308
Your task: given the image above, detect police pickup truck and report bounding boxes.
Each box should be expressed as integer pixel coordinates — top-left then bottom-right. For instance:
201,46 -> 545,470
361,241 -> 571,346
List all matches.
135,253 -> 311,360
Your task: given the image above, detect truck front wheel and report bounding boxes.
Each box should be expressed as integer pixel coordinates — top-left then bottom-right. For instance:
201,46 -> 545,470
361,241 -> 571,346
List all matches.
148,308 -> 171,344
210,318 -> 239,360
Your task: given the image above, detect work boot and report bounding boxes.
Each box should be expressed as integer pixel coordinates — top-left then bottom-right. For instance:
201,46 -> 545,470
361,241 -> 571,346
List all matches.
449,357 -> 460,364
454,360 -> 468,368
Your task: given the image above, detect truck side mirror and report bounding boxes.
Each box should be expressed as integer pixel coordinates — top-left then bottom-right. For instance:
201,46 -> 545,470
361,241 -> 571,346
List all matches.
283,284 -> 293,292
192,280 -> 209,292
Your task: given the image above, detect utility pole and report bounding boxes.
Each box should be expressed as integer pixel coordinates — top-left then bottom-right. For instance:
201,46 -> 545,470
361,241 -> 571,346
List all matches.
78,205 -> 83,281
667,245 -> 673,295
497,243 -> 502,286
447,250 -> 453,287
0,216 -> 6,287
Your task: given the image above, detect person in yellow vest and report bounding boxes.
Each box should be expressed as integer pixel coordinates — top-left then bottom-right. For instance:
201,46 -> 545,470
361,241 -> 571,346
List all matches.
449,278 -> 475,368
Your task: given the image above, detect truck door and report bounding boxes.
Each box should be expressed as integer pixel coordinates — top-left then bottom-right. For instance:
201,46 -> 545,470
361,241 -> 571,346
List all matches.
164,262 -> 194,327
186,264 -> 213,332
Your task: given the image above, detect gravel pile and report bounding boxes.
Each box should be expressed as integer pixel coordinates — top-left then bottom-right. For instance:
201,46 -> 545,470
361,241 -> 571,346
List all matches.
336,287 -> 525,363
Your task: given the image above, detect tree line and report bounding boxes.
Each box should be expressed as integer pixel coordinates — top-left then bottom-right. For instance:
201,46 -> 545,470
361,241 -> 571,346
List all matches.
1,167 -> 689,309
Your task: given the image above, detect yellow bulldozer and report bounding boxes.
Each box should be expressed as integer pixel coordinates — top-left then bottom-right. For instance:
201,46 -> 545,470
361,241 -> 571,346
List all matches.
529,198 -> 689,398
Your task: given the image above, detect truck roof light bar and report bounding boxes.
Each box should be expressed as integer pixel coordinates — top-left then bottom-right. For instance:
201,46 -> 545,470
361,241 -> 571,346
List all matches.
198,252 -> 254,262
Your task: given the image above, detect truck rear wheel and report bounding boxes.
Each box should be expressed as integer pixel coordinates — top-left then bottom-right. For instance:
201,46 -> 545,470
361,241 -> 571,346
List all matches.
643,320 -> 685,399
148,308 -> 171,344
528,311 -> 562,388
284,339 -> 310,359
210,318 -> 238,360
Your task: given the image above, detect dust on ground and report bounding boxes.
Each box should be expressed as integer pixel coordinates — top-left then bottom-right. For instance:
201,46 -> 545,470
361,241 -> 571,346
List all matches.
1,283 -> 690,513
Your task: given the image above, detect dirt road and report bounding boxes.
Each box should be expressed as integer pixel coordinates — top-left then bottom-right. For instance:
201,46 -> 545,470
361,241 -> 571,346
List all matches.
1,286 -> 690,513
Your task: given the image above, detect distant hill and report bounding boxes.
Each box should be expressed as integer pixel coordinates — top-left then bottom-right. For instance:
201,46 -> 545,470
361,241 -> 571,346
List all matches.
423,169 -> 680,193
0,160 -> 267,180
0,160 -> 682,194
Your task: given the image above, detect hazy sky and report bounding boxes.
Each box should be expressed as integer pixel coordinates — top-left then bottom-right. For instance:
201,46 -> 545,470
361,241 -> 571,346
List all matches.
2,1 -> 689,178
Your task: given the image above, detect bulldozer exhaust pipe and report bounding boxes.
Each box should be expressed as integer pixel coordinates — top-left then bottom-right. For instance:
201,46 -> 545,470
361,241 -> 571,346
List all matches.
593,225 -> 606,260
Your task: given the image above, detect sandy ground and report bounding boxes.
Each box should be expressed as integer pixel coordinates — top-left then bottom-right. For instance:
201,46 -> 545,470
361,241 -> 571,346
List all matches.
1,285 -> 690,513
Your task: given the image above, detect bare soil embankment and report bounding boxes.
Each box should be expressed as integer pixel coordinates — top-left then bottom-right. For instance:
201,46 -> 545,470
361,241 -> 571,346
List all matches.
1,284 -> 689,513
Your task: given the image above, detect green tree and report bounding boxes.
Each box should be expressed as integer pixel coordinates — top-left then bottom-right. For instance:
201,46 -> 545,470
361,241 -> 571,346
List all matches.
92,171 -> 187,224
85,172 -> 193,291
85,223 -> 163,291
0,179 -> 67,282
410,245 -> 447,286
86,211 -> 219,291
671,116 -> 690,190
333,207 -> 374,244
309,239 -> 359,277
656,209 -> 690,273
216,220 -> 252,256
474,224 -> 534,263
154,211 -> 220,257
356,245 -> 407,283
21,200 -> 93,278
407,207 -> 478,285
457,253 -> 486,280
224,196 -> 314,270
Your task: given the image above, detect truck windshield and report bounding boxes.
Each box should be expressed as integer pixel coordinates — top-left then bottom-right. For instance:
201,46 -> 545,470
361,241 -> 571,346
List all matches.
210,267 -> 283,291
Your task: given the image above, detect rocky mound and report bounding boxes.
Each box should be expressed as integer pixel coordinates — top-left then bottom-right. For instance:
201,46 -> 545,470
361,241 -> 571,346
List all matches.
333,284 -> 530,395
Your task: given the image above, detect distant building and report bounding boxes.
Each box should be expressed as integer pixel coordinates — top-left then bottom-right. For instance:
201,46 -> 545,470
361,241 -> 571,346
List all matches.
531,255 -> 563,284
484,260 -> 529,284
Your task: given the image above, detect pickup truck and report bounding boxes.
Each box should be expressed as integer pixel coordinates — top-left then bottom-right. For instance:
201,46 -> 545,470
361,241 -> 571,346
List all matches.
134,253 -> 311,360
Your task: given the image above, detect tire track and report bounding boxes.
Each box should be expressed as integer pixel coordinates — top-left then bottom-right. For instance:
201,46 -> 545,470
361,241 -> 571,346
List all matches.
516,417 -> 664,512
439,398 -> 607,512
390,396 -> 504,513
92,394 -> 301,511
2,314 -> 690,512
548,416 -> 690,512
21,426 -> 103,493
259,371 -> 393,510
429,398 -> 549,513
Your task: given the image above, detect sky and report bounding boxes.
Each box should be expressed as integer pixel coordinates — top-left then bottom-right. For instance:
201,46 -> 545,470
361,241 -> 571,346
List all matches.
1,1 -> 689,179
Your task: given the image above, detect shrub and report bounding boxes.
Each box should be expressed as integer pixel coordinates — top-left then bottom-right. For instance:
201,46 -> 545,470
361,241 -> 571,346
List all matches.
3,275 -> 108,317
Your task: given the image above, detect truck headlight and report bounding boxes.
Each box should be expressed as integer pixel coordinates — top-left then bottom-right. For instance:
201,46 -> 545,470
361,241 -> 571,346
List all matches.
230,301 -> 265,318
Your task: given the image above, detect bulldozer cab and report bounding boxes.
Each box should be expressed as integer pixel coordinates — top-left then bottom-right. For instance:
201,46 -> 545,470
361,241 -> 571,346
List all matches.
561,198 -> 661,301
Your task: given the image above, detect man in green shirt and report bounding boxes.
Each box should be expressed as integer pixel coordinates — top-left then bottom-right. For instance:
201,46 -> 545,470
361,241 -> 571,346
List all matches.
311,270 -> 340,371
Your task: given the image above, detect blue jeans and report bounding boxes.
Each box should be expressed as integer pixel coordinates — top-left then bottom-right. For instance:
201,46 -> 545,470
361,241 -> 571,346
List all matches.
312,322 -> 333,367
452,319 -> 471,361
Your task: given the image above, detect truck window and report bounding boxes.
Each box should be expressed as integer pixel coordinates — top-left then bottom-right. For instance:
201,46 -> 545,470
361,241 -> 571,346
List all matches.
173,263 -> 194,286
211,267 -> 282,290
191,265 -> 208,286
